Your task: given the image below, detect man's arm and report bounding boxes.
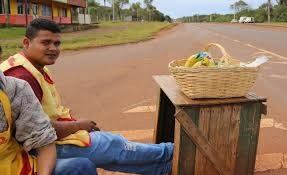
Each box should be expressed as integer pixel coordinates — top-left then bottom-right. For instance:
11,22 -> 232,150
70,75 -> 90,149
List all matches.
6,78 -> 57,174
36,143 -> 56,175
52,119 -> 100,139
4,66 -> 100,139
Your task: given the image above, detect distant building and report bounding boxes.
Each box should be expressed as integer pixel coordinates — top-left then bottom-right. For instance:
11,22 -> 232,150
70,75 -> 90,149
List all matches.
123,16 -> 132,22
0,0 -> 90,26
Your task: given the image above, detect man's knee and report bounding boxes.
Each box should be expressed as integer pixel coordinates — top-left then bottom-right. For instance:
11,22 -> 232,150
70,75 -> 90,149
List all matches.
96,132 -> 126,146
111,133 -> 126,144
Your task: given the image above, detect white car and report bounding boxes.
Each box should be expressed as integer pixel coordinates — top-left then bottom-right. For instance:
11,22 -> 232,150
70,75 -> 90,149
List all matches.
231,19 -> 238,23
239,17 -> 255,23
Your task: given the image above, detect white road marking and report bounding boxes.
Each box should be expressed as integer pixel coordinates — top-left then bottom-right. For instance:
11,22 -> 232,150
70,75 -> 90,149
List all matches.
261,118 -> 287,130
221,35 -> 229,39
209,29 -> 287,61
245,43 -> 257,48
245,43 -> 287,61
123,105 -> 156,113
255,153 -> 287,172
269,61 -> 287,65
269,74 -> 287,80
111,129 -> 154,141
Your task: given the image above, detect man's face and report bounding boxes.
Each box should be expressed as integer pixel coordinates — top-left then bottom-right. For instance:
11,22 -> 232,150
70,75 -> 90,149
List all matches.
23,30 -> 61,67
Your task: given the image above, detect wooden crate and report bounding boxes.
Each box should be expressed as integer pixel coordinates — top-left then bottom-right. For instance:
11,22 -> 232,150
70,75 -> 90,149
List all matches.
153,75 -> 267,175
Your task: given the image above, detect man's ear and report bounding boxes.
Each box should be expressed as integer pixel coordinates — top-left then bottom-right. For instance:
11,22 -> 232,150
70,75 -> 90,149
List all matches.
22,37 -> 30,50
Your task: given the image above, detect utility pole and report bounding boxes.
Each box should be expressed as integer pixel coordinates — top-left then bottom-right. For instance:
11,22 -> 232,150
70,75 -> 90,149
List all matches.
4,0 -> 10,27
112,0 -> 115,21
267,0 -> 271,23
233,3 -> 236,20
24,0 -> 28,26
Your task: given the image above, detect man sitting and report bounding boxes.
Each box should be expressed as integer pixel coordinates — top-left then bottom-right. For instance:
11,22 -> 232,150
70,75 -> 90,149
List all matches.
1,18 -> 173,175
0,71 -> 97,175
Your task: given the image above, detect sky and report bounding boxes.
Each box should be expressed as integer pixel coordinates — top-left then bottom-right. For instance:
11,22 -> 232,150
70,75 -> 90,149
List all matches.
97,0 -> 278,19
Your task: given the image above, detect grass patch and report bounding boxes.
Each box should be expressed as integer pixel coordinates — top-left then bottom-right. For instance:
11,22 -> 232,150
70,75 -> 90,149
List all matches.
61,22 -> 172,50
0,27 -> 26,39
0,22 -> 174,60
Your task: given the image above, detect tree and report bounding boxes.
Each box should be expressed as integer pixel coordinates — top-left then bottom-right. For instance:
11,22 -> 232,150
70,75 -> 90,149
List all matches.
88,0 -> 96,7
107,0 -> 129,20
165,15 -> 172,23
117,0 -> 129,19
254,8 -> 268,22
273,4 -> 287,22
151,7 -> 166,21
130,2 -> 142,21
89,0 -> 170,22
178,0 -> 287,23
88,0 -> 101,22
230,0 -> 249,18
144,0 -> 154,21
267,0 -> 271,23
259,3 -> 269,10
277,0 -> 287,5
256,0 -> 273,22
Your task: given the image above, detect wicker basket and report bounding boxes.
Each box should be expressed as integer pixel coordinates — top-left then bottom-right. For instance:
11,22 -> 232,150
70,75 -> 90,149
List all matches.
168,43 -> 259,99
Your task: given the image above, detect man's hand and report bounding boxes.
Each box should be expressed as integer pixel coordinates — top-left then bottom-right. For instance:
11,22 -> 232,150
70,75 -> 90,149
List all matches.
52,119 -> 100,140
76,119 -> 100,132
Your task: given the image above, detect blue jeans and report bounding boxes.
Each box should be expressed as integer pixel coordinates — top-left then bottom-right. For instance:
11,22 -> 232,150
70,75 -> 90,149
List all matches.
53,158 -> 97,175
56,131 -> 173,175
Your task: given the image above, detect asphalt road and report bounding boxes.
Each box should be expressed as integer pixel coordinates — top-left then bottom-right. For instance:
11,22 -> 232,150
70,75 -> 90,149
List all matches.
50,23 -> 287,174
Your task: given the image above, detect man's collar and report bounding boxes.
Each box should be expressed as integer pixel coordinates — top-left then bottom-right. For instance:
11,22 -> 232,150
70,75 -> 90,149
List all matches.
19,51 -> 45,72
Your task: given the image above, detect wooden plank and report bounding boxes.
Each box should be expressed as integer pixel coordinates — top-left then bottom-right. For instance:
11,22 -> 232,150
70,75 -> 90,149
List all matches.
153,75 -> 267,107
226,105 -> 241,174
234,103 -> 260,175
178,108 -> 199,175
180,125 -> 197,175
234,103 -> 251,175
247,103 -> 262,175
204,106 -> 222,175
218,106 -> 236,174
153,89 -> 175,144
153,88 -> 162,143
195,107 -> 211,175
172,119 -> 181,175
176,110 -> 232,175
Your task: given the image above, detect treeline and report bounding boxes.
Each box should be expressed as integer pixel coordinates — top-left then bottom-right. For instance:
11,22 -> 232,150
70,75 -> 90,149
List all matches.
88,0 -> 172,22
179,0 -> 287,23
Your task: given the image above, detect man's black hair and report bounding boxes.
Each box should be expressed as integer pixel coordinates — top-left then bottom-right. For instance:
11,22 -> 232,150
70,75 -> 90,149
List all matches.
25,18 -> 61,39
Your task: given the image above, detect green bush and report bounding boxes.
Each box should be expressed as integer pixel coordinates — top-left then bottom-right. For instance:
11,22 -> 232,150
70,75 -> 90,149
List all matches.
254,8 -> 268,22
178,2 -> 287,23
273,5 -> 287,22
